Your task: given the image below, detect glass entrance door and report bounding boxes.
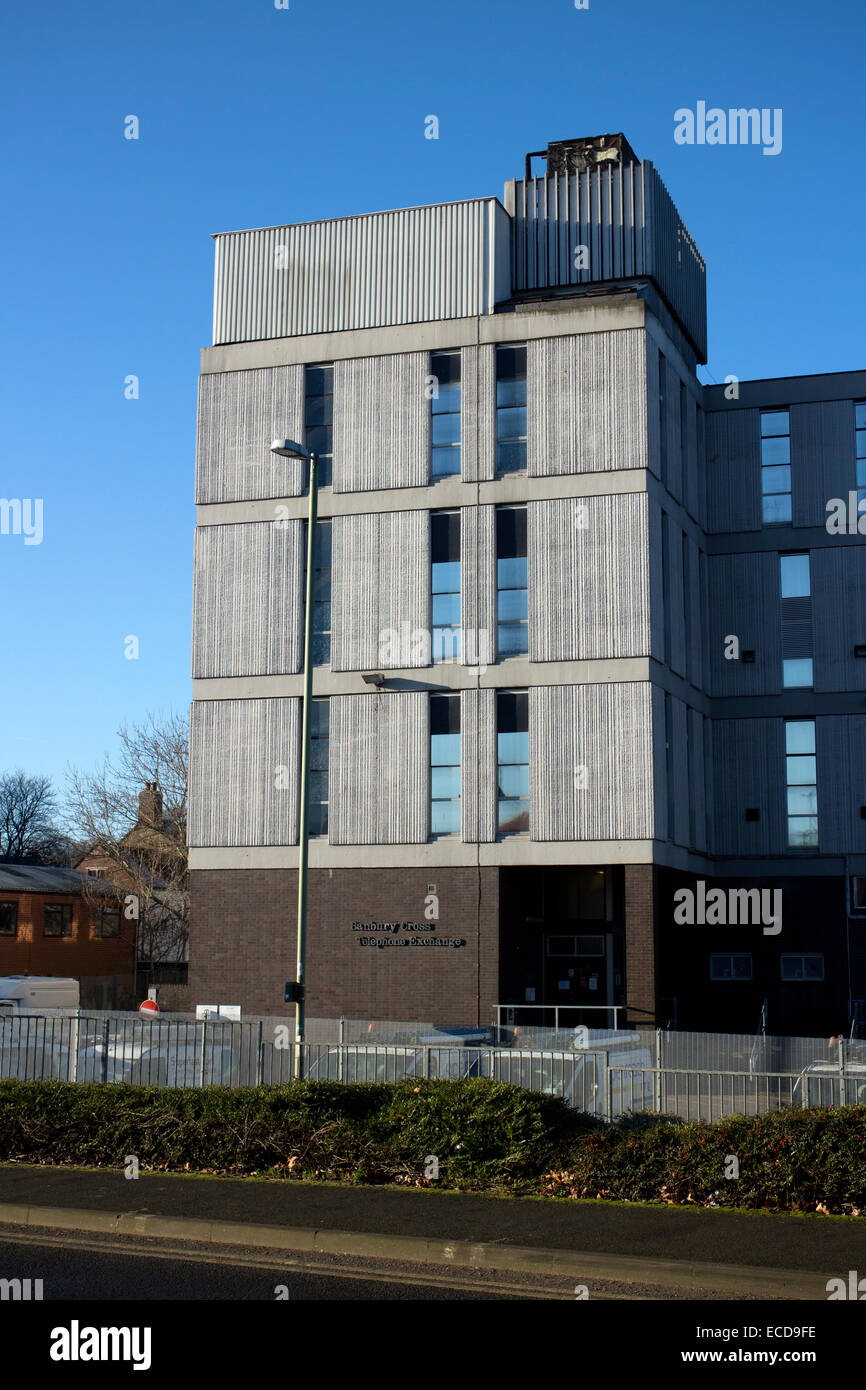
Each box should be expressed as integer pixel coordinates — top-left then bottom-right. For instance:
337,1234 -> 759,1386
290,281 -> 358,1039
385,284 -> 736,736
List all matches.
544,934 -> 607,1014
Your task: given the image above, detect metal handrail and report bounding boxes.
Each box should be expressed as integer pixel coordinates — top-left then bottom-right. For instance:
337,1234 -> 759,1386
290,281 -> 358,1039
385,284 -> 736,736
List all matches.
494,1003 -> 623,1041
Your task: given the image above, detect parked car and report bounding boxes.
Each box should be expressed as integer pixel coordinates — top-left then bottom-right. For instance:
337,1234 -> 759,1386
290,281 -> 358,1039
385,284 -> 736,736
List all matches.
303,1042 -> 483,1084
80,1022 -> 239,1087
792,1059 -> 866,1107
506,1030 -> 656,1116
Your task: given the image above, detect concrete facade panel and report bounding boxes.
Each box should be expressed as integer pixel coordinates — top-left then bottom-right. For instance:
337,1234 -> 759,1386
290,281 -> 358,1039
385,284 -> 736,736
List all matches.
189,698 -> 300,847
333,352 -> 430,492
196,367 -> 305,504
192,521 -> 303,678
527,330 -> 647,477
529,494 -> 652,661
530,683 -> 654,841
332,509 -> 430,671
329,692 -> 429,845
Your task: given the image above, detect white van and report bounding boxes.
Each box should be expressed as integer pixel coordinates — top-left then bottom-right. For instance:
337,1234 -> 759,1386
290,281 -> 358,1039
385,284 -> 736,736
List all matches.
0,978 -> 80,1081
0,976 -> 80,1013
81,1026 -> 239,1087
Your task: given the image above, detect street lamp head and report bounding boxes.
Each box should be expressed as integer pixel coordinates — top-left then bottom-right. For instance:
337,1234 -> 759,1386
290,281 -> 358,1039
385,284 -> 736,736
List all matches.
270,438 -> 310,460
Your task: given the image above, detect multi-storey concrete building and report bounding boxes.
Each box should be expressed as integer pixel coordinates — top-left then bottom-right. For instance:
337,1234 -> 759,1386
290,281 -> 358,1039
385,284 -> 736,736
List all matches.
188,133 -> 866,1036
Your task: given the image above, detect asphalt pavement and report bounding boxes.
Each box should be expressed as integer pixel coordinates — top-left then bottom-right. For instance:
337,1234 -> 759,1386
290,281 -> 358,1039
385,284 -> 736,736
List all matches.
0,1162 -> 862,1273
0,1231 -> 519,1300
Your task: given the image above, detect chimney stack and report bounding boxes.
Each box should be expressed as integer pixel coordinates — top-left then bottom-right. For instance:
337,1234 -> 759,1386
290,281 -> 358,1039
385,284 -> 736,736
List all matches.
138,782 -> 163,828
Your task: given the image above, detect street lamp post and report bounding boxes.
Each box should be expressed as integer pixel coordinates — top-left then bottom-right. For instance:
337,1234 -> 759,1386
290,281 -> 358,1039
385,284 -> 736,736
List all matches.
270,438 -> 318,1080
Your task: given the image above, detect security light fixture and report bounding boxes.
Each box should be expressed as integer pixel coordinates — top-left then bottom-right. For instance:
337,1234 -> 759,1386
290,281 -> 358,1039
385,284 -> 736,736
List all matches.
742,650 -> 756,664
855,644 -> 866,659
270,438 -> 310,460
745,808 -> 760,822
362,672 -> 386,688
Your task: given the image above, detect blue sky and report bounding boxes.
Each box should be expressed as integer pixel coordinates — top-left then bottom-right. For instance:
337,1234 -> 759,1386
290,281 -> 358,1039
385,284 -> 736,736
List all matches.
1,0 -> 864,809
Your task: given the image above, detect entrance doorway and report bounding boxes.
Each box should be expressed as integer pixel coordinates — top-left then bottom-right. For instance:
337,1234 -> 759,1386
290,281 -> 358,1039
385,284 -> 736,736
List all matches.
544,933 -> 610,1018
497,866 -> 625,1022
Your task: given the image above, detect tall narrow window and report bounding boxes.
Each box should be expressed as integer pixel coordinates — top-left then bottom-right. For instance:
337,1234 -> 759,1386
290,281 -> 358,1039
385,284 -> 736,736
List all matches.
682,531 -> 691,675
699,547 -> 709,692
661,513 -> 671,665
658,351 -> 667,484
431,511 -> 460,662
780,552 -> 812,688
303,519 -> 331,666
679,381 -> 688,506
496,505 -> 528,656
761,410 -> 791,524
430,694 -> 460,835
665,692 -> 676,842
856,402 -> 866,506
308,698 -> 329,837
696,403 -> 706,519
430,352 -> 461,478
497,690 -> 529,834
780,552 -> 810,597
305,364 -> 333,488
686,712 -> 696,849
496,345 -> 527,475
785,720 -> 817,848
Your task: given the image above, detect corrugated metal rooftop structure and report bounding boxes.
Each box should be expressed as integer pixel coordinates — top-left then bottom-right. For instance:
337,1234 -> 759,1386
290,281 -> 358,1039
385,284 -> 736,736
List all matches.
505,134 -> 707,362
212,197 -> 511,346
210,131 -> 707,362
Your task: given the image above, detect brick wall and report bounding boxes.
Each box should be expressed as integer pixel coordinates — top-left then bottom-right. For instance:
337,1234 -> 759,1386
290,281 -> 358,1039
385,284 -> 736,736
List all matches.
155,983 -> 191,1013
189,867 -> 500,1023
0,891 -> 136,983
623,864 -> 659,1025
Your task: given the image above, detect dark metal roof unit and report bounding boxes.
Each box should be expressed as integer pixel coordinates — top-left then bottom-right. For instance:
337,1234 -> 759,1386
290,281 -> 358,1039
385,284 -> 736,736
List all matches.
508,134 -> 707,363
0,865 -> 88,894
524,133 -> 640,181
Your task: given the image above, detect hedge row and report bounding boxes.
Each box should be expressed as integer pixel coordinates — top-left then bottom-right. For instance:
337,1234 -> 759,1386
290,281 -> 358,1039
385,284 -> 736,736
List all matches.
1,1078 -> 864,1213
541,1107 -> 866,1214
0,1077 -> 588,1189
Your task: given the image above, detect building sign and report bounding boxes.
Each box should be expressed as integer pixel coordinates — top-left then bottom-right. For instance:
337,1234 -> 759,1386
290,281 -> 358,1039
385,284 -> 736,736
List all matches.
352,921 -> 466,949
196,1004 -> 242,1020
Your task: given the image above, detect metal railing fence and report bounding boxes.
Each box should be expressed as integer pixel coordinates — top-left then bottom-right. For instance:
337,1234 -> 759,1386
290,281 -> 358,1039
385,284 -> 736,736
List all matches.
3,1014 -> 866,1122
608,1065 -> 866,1123
493,1003 -> 623,1039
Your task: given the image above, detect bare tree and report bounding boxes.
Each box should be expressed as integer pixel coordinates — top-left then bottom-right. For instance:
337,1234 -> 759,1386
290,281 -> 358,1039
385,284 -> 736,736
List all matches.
0,770 -> 65,862
66,712 -> 189,987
